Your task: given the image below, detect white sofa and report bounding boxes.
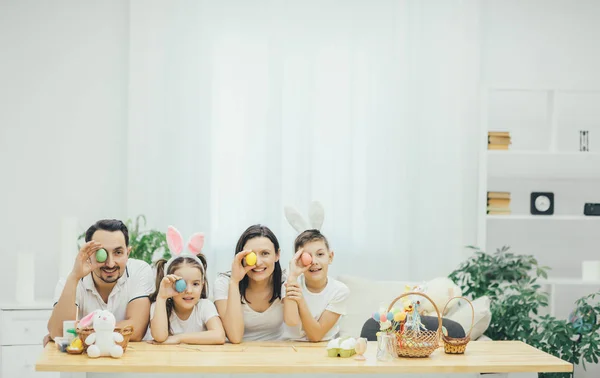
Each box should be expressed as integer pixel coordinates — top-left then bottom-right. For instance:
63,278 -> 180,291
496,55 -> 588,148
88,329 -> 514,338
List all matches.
336,274 -> 493,341
334,274 -> 535,378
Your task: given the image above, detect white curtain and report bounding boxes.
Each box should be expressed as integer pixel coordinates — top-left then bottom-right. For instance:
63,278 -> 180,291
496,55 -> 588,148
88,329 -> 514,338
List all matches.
126,0 -> 481,286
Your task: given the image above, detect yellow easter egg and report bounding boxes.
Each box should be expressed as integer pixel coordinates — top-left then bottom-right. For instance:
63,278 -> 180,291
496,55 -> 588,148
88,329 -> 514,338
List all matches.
245,251 -> 257,266
394,311 -> 407,322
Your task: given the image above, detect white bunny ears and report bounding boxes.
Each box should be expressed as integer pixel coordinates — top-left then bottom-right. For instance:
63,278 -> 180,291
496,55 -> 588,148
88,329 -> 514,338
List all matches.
284,201 -> 325,233
164,225 -> 206,275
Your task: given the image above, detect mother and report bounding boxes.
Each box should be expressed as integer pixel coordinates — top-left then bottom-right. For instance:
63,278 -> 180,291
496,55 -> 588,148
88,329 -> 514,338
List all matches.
214,224 -> 285,343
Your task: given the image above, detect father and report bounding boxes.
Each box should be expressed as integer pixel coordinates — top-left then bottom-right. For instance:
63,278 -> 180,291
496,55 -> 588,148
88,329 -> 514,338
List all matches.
47,219 -> 154,341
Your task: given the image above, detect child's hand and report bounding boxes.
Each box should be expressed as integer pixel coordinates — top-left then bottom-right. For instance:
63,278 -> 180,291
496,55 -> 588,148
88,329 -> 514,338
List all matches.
147,335 -> 180,345
70,241 -> 103,280
161,335 -> 181,345
285,281 -> 304,303
288,249 -> 310,282
158,274 -> 182,300
231,250 -> 255,283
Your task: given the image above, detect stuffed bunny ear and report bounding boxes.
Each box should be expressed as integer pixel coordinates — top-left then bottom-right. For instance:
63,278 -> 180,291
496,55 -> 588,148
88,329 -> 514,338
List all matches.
79,310 -> 98,328
167,226 -> 184,256
284,205 -> 309,233
308,201 -> 324,230
187,232 -> 205,255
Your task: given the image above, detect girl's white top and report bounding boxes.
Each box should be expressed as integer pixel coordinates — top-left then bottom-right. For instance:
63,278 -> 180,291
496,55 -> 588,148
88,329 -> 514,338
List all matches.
149,298 -> 219,335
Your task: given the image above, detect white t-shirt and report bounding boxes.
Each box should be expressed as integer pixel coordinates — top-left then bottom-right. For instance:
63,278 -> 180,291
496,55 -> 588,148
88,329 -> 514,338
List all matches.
148,299 -> 219,336
52,259 -> 154,321
283,275 -> 350,341
213,274 -> 285,341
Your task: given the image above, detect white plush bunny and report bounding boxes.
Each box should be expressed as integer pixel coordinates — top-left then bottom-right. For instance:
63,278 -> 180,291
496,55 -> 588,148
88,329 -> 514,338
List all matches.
83,310 -> 124,358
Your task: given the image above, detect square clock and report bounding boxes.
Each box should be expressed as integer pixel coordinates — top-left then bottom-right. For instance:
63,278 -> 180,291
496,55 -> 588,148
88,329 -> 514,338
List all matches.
531,192 -> 554,215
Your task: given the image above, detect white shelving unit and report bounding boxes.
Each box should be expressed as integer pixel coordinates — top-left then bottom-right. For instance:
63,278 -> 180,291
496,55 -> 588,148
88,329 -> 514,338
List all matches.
477,86 -> 600,248
477,86 -> 600,325
487,151 -> 600,180
487,214 -> 600,221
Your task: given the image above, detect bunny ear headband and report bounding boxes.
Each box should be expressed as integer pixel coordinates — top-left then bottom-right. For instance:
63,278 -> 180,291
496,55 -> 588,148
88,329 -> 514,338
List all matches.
164,225 -> 206,276
284,201 -> 325,233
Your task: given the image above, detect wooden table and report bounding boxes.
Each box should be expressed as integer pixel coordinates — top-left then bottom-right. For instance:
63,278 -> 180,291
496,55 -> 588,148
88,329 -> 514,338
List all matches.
36,340 -> 572,374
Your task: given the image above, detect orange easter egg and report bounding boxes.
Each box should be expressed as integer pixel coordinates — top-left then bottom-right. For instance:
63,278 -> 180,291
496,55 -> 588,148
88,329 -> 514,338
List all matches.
301,252 -> 312,266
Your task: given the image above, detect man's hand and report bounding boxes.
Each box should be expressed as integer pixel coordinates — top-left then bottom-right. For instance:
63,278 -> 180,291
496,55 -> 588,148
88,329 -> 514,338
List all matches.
71,241 -> 103,280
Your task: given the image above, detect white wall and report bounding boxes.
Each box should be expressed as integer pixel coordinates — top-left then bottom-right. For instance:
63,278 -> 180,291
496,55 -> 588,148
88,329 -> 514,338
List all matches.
0,0 -> 129,303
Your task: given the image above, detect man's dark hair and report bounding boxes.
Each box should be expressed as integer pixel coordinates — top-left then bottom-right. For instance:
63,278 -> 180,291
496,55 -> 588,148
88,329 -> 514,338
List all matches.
85,219 -> 129,246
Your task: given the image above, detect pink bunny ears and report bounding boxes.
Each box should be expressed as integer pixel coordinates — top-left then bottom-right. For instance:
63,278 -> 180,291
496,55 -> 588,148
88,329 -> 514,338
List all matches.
167,225 -> 205,256
164,226 -> 206,274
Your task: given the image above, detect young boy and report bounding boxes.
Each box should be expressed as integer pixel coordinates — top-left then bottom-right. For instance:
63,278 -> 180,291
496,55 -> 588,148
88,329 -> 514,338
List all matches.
283,229 -> 350,341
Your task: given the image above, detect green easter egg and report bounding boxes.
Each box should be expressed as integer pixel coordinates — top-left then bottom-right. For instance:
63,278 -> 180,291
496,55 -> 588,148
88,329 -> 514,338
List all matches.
96,249 -> 107,263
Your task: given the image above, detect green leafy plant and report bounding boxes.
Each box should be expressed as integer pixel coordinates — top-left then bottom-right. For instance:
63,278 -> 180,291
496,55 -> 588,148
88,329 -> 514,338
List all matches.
78,215 -> 169,264
449,245 -> 600,378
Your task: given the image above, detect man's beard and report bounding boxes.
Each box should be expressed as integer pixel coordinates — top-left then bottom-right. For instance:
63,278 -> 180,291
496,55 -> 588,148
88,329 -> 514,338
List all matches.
95,267 -> 121,283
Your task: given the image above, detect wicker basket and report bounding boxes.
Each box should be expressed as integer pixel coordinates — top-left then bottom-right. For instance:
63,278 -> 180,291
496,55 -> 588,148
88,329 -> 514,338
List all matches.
387,291 -> 442,358
441,296 -> 474,354
77,326 -> 134,353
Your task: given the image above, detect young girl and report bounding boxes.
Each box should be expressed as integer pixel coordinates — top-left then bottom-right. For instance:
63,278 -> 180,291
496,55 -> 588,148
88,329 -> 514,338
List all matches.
148,226 -> 225,344
283,229 -> 350,342
213,224 -> 285,343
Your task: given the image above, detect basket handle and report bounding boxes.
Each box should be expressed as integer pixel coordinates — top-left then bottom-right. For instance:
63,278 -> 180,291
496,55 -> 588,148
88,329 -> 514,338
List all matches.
442,296 -> 474,339
119,325 -> 134,335
386,291 -> 443,341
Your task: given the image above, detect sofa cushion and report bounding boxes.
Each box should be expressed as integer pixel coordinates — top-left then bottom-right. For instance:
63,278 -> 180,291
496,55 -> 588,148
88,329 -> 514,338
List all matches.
336,274 -> 415,337
336,274 -> 492,340
360,317 -> 466,341
445,295 -> 492,340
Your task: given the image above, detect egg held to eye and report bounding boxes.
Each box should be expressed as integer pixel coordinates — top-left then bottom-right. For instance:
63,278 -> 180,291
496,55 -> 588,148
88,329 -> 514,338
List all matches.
301,252 -> 312,266
174,279 -> 187,293
95,249 -> 107,263
245,251 -> 257,266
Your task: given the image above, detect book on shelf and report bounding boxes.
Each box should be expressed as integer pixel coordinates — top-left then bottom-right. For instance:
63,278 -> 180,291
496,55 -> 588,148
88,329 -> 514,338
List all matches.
487,191 -> 511,199
488,131 -> 511,150
489,136 -> 511,145
487,191 -> 511,214
487,198 -> 511,207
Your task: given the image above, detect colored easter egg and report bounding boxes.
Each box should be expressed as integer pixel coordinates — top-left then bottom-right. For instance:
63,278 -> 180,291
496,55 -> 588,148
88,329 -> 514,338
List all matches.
95,249 -> 107,263
394,311 -> 406,322
379,314 -> 387,322
372,312 -> 380,321
301,252 -> 312,266
175,279 -> 187,293
245,251 -> 257,266
386,312 -> 394,321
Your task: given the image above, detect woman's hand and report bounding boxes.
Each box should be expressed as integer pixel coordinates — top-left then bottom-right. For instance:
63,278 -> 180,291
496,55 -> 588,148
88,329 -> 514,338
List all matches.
231,250 -> 255,283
